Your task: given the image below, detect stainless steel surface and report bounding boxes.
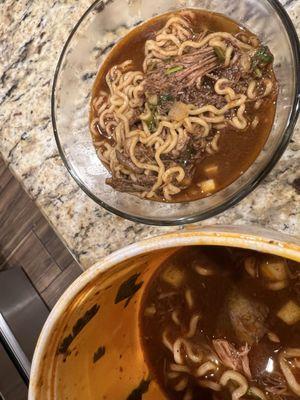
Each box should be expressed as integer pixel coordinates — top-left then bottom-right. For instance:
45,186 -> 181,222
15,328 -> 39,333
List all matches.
0,268 -> 49,361
0,313 -> 31,381
0,267 -> 49,399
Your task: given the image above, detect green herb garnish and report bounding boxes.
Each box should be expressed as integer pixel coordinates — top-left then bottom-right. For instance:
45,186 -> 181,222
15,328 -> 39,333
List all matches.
165,65 -> 184,75
146,116 -> 157,133
252,45 -> 274,68
147,102 -> 157,113
145,102 -> 158,132
158,93 -> 174,104
144,107 -> 157,133
213,46 -> 225,62
254,67 -> 262,78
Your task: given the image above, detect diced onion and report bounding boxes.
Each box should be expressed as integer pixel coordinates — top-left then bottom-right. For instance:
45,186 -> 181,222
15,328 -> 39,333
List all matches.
197,179 -> 216,193
169,102 -> 189,122
144,304 -> 156,316
162,265 -> 184,288
277,300 -> 300,325
266,280 -> 288,291
148,94 -> 158,105
204,164 -> 219,177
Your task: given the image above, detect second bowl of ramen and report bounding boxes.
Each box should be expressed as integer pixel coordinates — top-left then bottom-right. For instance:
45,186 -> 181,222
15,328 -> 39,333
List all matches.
52,0 -> 300,224
29,226 -> 300,399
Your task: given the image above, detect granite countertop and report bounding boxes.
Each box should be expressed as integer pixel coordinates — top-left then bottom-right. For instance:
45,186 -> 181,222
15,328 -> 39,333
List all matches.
0,0 -> 299,270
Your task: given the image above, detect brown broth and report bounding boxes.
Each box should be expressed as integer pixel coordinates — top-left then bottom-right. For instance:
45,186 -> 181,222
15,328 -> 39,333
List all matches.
90,10 -> 277,202
139,247 -> 300,399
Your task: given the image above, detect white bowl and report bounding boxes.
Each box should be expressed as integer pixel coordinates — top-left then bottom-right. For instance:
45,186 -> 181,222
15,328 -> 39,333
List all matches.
29,226 -> 300,399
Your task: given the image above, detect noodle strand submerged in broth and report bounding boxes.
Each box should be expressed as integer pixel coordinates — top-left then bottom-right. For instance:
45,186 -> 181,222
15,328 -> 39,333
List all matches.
90,10 -> 277,202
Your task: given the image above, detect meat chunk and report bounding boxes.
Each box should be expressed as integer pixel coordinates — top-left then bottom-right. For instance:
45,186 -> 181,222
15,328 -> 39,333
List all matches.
160,132 -> 207,189
248,339 -> 280,380
214,64 -> 242,83
170,131 -> 190,158
179,86 -> 227,109
134,143 -> 155,163
145,47 -> 219,97
106,174 -> 156,193
259,371 -> 293,398
213,339 -> 252,378
227,288 -> 269,345
128,108 -> 143,128
116,151 -> 143,174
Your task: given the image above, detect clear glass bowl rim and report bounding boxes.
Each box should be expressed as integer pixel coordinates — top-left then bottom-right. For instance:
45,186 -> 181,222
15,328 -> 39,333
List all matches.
51,0 -> 300,226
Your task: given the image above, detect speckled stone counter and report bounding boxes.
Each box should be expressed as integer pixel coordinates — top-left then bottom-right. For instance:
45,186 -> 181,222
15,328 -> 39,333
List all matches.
0,0 -> 299,270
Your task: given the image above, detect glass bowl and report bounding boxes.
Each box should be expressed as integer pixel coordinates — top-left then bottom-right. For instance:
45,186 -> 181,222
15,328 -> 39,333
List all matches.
52,0 -> 300,226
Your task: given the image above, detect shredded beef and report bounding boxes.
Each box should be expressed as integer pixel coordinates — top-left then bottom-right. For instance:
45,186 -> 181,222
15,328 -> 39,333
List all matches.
128,108 -> 142,128
178,79 -> 227,108
215,64 -> 242,82
169,132 -> 191,158
160,132 -> 206,189
116,151 -> 143,174
106,174 -> 156,193
259,372 -> 294,398
145,47 -> 219,97
134,143 -> 155,163
144,42 -> 256,112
